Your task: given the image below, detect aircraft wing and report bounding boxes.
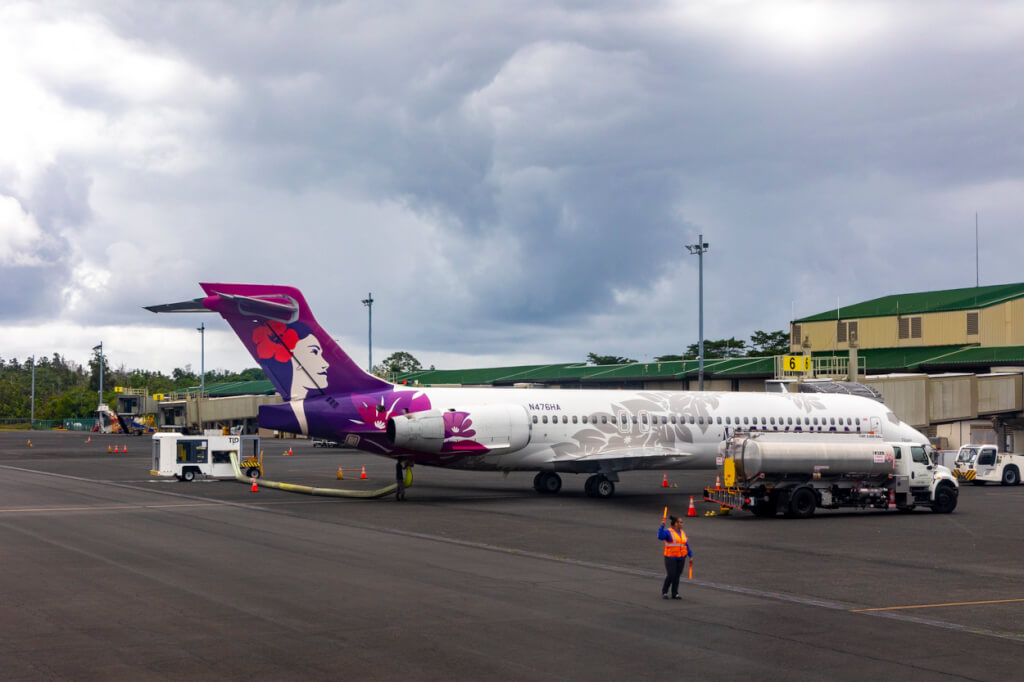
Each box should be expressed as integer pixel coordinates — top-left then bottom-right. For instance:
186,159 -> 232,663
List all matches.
547,447 -> 695,474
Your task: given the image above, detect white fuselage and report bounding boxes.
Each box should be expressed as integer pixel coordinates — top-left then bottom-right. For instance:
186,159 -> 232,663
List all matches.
401,387 -> 927,472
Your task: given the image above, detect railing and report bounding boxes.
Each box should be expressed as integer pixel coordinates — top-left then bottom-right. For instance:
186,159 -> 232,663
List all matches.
774,354 -> 866,380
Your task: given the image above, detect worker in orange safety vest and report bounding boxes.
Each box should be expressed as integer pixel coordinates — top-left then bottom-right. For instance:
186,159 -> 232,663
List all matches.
658,515 -> 693,599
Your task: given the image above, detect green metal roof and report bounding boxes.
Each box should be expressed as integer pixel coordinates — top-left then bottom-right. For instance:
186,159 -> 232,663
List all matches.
795,282 -> 1024,322
190,380 -> 277,396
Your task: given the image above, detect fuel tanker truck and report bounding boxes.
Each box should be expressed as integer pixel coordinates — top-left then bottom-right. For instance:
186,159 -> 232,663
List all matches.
704,433 -> 959,518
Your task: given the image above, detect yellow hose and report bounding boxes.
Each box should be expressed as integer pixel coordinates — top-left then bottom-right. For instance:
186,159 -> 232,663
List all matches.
230,453 -> 397,499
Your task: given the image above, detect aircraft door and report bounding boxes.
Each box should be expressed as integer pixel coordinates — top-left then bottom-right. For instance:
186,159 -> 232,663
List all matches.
869,416 -> 881,434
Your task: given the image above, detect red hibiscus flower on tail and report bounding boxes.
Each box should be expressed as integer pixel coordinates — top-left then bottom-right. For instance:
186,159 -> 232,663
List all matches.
252,321 -> 299,362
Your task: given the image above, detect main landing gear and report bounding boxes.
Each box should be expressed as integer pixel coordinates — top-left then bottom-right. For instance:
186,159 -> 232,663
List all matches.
533,471 -> 562,494
532,471 -> 616,498
584,474 -> 615,498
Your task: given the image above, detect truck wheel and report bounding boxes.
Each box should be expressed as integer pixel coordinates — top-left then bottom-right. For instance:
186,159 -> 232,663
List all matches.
181,468 -> 196,482
246,468 -> 261,479
931,483 -> 957,514
1001,466 -> 1019,486
787,488 -> 816,519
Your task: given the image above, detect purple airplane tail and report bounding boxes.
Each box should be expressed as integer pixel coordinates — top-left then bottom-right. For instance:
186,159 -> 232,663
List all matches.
195,283 -> 390,399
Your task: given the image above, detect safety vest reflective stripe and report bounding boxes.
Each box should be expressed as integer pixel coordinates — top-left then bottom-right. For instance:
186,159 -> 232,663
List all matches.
664,528 -> 688,558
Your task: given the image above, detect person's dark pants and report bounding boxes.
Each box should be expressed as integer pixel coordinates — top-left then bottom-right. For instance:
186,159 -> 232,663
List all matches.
395,462 -> 406,501
662,557 -> 685,596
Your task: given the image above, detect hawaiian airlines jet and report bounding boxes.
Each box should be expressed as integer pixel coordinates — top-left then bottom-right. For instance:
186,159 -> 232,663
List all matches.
147,284 -> 931,498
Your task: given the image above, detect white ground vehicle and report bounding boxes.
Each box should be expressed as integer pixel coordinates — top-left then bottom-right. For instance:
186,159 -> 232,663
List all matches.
953,444 -> 1023,486
705,433 -> 959,517
150,432 -> 262,482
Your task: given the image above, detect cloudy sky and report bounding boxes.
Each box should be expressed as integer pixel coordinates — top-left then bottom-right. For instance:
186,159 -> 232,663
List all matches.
1,0 -> 1021,376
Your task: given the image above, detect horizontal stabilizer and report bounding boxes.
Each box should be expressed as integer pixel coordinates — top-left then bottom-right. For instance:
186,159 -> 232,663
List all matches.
144,298 -> 209,314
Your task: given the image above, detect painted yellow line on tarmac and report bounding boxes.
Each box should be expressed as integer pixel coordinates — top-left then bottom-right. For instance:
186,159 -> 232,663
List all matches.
851,598 -> 1024,613
0,499 -> 334,514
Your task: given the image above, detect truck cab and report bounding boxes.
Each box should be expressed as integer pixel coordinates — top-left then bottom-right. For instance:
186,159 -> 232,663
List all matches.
954,444 -> 1022,486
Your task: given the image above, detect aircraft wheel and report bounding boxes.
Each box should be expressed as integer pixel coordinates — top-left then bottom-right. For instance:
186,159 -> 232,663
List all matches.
592,476 -> 615,498
584,476 -> 597,497
533,472 -> 545,493
536,471 -> 562,495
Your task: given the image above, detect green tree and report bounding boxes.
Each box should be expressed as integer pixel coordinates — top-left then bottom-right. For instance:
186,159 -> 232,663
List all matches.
586,353 -> 637,365
684,337 -> 747,359
373,351 -> 423,378
653,354 -> 685,362
748,330 -> 790,357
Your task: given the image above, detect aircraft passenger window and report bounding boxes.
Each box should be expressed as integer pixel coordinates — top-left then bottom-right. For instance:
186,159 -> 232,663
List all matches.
662,416 -> 668,425
689,416 -> 695,424
632,416 -> 638,424
563,416 -> 568,424
670,415 -> 677,424
641,415 -> 648,424
743,417 -> 749,425
698,416 -> 704,425
601,416 -> 608,424
717,417 -> 722,424
787,417 -> 793,425
572,416 -> 578,424
532,416 -> 538,424
582,416 -> 588,424
761,417 -> 766,425
830,417 -> 836,425
770,417 -> 776,425
725,417 -> 731,425
611,416 -> 617,424
542,416 -> 548,424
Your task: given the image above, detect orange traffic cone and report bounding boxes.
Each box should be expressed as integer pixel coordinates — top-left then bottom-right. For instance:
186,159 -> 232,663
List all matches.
662,472 -> 669,488
251,478 -> 258,492
107,445 -> 112,453
87,437 -> 91,443
687,496 -> 697,517
714,474 -> 722,490
114,445 -> 119,453
360,465 -> 367,480
122,443 -> 127,453
27,439 -> 32,447
336,466 -> 345,480
288,447 -> 293,456
888,488 -> 896,510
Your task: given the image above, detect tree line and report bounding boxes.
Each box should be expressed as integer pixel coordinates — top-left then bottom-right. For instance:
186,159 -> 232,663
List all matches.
0,349 -> 266,421
586,329 -> 790,365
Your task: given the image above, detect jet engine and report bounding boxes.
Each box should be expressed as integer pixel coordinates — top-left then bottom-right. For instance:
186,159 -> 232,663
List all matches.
386,404 -> 531,454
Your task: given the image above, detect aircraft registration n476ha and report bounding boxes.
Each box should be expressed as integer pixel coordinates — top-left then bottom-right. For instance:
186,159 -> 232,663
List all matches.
147,284 -> 930,498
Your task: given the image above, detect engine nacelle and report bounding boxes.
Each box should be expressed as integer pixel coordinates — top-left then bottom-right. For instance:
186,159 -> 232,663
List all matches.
386,404 -> 531,454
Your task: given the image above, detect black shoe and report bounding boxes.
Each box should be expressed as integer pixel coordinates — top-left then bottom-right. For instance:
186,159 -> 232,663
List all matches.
671,595 -> 682,600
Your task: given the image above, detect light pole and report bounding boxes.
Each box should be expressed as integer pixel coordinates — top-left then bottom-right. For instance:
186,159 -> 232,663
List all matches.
30,355 -> 35,429
197,322 -> 205,433
685,234 -> 710,390
362,293 -> 374,372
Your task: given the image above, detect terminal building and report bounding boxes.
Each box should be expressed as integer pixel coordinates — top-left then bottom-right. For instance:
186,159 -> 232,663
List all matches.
132,282 -> 1024,453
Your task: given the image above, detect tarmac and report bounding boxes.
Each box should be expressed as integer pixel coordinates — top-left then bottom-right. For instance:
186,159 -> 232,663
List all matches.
1,430 -> 1022,680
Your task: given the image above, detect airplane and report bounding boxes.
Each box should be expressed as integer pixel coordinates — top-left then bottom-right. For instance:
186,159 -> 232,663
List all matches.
147,283 -> 932,498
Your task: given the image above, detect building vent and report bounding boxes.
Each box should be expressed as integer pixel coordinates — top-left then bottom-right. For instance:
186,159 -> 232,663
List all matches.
836,321 -> 847,343
911,316 -> 922,338
791,324 -> 801,347
966,311 -> 979,336
899,316 -> 922,340
898,317 -> 909,339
